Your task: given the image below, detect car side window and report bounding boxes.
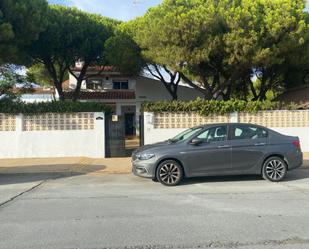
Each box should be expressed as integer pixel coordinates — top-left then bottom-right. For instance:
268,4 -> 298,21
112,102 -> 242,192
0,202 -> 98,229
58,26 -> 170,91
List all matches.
231,125 -> 268,140
197,126 -> 227,143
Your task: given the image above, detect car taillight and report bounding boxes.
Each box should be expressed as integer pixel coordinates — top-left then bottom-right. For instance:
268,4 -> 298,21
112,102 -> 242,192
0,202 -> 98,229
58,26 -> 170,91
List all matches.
292,140 -> 301,149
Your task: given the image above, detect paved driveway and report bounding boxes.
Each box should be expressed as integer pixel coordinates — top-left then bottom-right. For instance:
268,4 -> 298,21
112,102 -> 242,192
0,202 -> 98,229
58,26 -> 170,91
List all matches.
1,167 -> 309,249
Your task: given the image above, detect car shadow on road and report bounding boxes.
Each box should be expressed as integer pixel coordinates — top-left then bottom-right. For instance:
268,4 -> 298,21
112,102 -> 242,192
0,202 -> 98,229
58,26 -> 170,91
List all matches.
180,168 -> 309,185
181,174 -> 263,185
283,168 -> 309,181
0,164 -> 106,185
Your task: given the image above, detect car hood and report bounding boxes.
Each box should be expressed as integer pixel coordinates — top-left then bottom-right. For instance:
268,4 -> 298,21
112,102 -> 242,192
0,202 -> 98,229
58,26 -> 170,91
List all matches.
133,141 -> 172,155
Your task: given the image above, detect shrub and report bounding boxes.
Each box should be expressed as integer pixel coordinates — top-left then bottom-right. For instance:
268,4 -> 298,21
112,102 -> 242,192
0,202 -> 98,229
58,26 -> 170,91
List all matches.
142,98 -> 299,116
0,99 -> 112,114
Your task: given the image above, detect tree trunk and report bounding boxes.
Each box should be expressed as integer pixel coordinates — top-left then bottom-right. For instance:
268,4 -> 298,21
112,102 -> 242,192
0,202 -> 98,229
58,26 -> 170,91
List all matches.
180,73 -> 212,99
171,90 -> 178,101
161,82 -> 177,101
146,65 -> 180,101
54,82 -> 65,101
249,79 -> 258,101
43,61 -> 66,101
71,64 -> 89,102
257,77 -> 268,101
72,79 -> 82,101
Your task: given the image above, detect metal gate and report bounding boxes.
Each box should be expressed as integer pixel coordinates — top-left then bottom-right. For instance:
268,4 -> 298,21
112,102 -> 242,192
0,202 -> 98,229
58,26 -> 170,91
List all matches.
105,114 -> 126,158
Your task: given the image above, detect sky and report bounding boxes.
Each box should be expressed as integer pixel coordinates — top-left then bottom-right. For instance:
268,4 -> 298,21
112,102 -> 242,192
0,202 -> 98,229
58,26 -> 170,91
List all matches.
49,0 -> 308,21
48,0 -> 163,21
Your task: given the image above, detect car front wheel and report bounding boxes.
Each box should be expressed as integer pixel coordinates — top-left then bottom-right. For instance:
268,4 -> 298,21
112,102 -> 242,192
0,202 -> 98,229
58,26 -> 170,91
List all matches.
156,160 -> 183,186
262,156 -> 287,182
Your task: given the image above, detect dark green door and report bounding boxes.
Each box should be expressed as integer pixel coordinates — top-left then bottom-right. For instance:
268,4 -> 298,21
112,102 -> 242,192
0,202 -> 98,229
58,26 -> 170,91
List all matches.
125,113 -> 135,136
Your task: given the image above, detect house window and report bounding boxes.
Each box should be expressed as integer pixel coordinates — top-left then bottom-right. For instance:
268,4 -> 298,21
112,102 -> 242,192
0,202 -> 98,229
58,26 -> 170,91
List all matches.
86,79 -> 103,90
113,80 -> 129,90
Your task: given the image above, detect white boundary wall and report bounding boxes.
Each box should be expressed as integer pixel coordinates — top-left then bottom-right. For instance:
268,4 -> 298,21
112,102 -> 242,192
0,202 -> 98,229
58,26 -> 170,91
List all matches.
271,127 -> 309,152
144,112 -> 309,152
0,112 -> 106,159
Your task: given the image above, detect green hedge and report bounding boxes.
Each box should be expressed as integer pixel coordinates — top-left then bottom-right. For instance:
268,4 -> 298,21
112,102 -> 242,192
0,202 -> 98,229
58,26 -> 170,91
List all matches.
0,99 -> 112,114
142,99 -> 299,116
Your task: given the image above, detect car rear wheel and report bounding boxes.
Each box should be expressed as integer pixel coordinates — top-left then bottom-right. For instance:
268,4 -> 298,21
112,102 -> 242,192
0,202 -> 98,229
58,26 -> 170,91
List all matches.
156,160 -> 183,186
262,156 -> 287,182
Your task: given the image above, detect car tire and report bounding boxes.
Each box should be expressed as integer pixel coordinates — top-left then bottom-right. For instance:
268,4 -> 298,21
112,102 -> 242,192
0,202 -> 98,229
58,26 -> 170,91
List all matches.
156,160 -> 184,186
262,156 -> 287,182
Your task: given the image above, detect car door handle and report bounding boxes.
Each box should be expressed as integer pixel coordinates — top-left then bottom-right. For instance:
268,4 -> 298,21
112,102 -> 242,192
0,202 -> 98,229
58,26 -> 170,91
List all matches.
218,145 -> 230,149
254,142 -> 266,146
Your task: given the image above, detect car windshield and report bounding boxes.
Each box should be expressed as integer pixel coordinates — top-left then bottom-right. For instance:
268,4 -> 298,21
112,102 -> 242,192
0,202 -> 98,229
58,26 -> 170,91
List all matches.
169,127 -> 202,143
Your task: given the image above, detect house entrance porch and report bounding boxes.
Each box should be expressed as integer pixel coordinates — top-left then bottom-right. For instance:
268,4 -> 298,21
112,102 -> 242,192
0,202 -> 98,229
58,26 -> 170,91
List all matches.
120,105 -> 140,155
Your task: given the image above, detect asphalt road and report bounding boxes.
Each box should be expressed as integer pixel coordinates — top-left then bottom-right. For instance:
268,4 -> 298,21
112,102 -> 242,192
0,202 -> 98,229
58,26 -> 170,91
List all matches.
1,168 -> 309,249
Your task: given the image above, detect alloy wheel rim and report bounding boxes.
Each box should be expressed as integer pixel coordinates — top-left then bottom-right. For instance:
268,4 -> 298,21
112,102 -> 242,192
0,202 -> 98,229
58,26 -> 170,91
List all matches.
159,163 -> 180,184
265,159 -> 285,180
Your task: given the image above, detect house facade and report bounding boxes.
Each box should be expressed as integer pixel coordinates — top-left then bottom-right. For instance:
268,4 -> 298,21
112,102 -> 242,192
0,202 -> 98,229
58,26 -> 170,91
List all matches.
277,84 -> 309,108
66,66 -> 203,136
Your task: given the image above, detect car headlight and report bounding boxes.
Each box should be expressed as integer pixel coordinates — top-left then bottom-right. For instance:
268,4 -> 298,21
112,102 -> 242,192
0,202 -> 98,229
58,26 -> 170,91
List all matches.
136,153 -> 155,160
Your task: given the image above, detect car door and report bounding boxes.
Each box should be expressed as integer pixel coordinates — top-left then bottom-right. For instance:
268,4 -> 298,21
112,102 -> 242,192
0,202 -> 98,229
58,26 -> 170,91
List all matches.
229,124 -> 268,171
183,125 -> 232,176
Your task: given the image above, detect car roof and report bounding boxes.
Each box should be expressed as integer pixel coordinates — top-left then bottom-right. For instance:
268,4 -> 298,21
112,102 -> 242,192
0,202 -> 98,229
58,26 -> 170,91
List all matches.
194,123 -> 268,129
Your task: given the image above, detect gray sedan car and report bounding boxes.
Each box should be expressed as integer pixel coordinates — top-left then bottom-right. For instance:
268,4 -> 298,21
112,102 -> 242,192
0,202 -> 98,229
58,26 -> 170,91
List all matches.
132,123 -> 303,186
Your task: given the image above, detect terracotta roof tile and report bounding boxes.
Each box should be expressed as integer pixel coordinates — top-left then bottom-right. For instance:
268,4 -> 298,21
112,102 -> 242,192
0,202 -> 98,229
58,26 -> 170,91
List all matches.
72,66 -> 117,72
13,87 -> 54,94
63,91 -> 135,100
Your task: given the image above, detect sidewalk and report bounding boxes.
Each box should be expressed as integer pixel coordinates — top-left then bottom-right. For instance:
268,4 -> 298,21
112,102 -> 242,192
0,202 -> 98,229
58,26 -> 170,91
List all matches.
0,153 -> 308,175
0,157 -> 132,175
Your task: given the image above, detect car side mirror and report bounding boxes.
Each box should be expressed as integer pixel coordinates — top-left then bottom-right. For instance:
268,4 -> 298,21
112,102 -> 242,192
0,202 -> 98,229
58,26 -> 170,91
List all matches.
190,138 -> 204,146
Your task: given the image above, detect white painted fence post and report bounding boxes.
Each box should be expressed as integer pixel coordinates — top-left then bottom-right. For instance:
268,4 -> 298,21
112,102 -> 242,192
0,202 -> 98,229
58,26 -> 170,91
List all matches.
94,112 -> 105,158
14,114 -> 23,158
229,112 -> 239,123
16,113 -> 23,132
144,112 -> 154,145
